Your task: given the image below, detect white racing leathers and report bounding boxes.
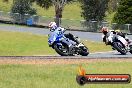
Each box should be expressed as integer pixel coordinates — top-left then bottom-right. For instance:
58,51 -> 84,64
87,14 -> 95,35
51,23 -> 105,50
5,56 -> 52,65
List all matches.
104,32 -> 128,47
117,36 -> 128,47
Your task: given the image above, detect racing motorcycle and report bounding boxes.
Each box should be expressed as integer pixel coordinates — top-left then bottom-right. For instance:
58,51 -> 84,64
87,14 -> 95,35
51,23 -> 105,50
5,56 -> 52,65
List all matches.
48,28 -> 89,56
104,34 -> 132,55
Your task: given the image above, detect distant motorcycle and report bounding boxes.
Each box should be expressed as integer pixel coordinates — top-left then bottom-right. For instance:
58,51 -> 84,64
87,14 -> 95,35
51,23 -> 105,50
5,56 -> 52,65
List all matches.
48,28 -> 89,56
104,34 -> 132,55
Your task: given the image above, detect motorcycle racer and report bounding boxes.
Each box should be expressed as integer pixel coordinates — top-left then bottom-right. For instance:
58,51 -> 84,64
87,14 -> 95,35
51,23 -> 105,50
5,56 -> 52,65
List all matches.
48,22 -> 81,53
48,22 -> 89,56
101,27 -> 128,47
48,22 -> 80,43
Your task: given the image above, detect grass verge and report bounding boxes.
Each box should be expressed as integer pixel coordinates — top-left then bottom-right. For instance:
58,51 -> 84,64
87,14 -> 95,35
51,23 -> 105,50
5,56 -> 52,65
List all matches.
0,30 -> 56,56
0,61 -> 132,88
0,30 -> 111,56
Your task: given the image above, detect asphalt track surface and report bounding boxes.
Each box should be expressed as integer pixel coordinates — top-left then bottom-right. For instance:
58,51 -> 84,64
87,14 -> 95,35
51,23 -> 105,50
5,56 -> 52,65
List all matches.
0,24 -> 107,42
0,24 -> 132,58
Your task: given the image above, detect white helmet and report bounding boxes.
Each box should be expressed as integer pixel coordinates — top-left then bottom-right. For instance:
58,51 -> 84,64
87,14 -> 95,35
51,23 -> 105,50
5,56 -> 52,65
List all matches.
48,22 -> 57,31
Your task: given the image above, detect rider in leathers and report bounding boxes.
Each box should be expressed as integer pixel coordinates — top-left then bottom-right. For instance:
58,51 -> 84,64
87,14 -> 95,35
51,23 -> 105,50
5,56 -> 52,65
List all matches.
101,27 -> 128,48
48,22 -> 80,53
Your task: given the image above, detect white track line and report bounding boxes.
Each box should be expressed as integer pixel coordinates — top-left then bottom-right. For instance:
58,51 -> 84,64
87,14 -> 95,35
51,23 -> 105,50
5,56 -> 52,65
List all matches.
90,51 -> 117,54
34,51 -> 117,56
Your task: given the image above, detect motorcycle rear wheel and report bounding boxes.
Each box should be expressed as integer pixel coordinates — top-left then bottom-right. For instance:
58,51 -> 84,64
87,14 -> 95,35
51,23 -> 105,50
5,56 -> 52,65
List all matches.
54,43 -> 69,56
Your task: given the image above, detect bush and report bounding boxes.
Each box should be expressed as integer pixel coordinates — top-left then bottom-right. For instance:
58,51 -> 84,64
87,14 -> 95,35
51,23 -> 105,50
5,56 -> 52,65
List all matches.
11,0 -> 36,24
79,0 -> 109,21
113,0 -> 132,24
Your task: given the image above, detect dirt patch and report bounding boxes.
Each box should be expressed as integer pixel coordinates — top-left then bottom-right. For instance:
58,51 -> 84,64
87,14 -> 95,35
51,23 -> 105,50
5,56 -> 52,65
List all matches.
0,58 -> 132,65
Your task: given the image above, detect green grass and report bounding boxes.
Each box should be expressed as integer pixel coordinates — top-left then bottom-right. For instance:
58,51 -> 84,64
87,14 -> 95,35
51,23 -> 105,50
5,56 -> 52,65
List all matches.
0,0 -> 13,12
0,62 -> 132,88
83,40 -> 112,53
0,30 -> 112,56
34,2 -> 82,20
0,1 -> 114,21
0,0 -> 83,20
0,30 -> 56,56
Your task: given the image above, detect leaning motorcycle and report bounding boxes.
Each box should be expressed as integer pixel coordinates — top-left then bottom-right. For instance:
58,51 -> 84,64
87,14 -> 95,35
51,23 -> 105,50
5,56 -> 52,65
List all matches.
48,29 -> 89,56
104,34 -> 132,55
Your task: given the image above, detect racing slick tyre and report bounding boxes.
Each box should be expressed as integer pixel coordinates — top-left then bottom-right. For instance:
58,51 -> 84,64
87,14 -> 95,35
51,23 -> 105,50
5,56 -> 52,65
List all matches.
54,43 -> 69,56
129,45 -> 132,54
79,46 -> 89,56
113,42 -> 127,55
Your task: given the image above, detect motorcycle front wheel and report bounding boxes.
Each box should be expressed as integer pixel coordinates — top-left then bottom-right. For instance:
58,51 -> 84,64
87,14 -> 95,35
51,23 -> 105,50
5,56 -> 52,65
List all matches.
113,42 -> 127,55
129,45 -> 132,54
79,46 -> 89,56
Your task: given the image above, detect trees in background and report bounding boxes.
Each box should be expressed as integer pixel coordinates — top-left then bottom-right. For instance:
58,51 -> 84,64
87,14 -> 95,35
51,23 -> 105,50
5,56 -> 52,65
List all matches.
8,0 -> 36,23
11,0 -> 36,15
79,0 -> 109,21
108,0 -> 119,13
35,0 -> 74,26
2,0 -> 75,26
2,0 -> 132,25
113,0 -> 132,24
